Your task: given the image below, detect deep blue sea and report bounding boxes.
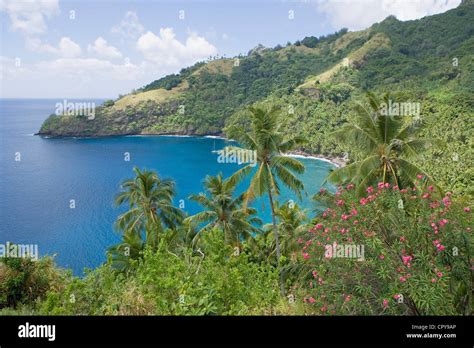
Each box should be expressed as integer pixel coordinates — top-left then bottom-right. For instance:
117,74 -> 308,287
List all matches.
0,99 -> 334,275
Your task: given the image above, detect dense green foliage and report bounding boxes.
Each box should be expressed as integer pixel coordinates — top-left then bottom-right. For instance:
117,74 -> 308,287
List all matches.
7,3 -> 472,316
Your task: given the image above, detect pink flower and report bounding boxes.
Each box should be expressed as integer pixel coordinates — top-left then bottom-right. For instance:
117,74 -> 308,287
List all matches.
393,294 -> 400,300
422,193 -> 430,199
400,189 -> 408,193
383,299 -> 389,308
439,219 -> 448,226
303,253 -> 309,260
336,200 -> 345,206
309,297 -> 315,303
319,188 -> 326,193
379,254 -> 385,260
437,272 -> 443,278
351,208 -> 358,216
320,305 -> 327,312
431,278 -> 437,283
385,182 -> 390,188
465,207 -> 471,212
353,220 -> 359,225
341,214 -> 350,220
428,185 -> 434,191
315,223 -> 323,230
393,185 -> 399,191
399,236 -> 406,242
399,276 -> 407,282
377,182 -> 385,189
367,186 -> 374,194
346,184 -> 354,190
433,240 -> 445,252
312,271 -> 317,278
402,255 -> 412,265
417,174 -> 424,179
359,198 -> 368,206
442,197 -> 451,207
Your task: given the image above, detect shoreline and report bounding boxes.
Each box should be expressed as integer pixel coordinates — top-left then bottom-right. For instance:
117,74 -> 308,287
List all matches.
284,150 -> 347,168
36,131 -> 347,168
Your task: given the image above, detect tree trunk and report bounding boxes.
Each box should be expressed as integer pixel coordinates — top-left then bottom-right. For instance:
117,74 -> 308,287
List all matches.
268,190 -> 285,296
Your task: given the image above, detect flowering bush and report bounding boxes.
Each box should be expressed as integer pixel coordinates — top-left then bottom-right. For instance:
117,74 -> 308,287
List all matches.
301,180 -> 472,315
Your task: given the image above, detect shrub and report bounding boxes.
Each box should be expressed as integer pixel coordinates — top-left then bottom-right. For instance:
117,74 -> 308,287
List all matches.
0,257 -> 65,310
39,229 -> 281,315
301,181 -> 473,315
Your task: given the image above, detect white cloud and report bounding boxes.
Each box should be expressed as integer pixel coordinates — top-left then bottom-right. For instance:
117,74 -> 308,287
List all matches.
26,37 -> 82,58
111,11 -> 145,40
0,0 -> 59,35
0,55 -> 146,98
1,27 -> 218,97
137,29 -> 217,68
87,37 -> 122,59
316,0 -> 461,30
1,6 -> 218,98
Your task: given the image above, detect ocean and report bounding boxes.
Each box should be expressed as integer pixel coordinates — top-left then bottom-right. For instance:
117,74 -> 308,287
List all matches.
0,99 -> 334,274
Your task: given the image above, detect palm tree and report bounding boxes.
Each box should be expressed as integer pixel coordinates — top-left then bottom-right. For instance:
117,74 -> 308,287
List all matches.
184,173 -> 261,247
260,201 -> 309,262
327,92 -> 436,196
108,232 -> 144,272
113,167 -> 184,251
227,105 -> 306,295
270,202 -> 309,260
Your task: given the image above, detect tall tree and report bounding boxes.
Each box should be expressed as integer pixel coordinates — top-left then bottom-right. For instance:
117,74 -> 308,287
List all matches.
185,174 -> 261,247
113,167 -> 184,251
228,105 -> 306,295
327,92 -> 436,196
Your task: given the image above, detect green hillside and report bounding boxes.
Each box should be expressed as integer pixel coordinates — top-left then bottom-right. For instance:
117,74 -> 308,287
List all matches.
39,2 -> 474,194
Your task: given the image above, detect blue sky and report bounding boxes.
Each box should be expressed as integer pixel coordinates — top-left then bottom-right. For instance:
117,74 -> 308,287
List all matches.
0,0 -> 461,98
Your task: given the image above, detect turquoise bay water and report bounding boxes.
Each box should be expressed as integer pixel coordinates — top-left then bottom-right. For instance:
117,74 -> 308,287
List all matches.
0,99 -> 334,274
